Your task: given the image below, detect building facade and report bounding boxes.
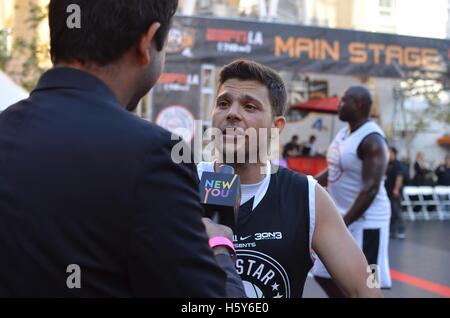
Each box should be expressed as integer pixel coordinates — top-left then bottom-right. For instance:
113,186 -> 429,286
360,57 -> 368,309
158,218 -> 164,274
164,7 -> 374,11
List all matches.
179,0 -> 448,38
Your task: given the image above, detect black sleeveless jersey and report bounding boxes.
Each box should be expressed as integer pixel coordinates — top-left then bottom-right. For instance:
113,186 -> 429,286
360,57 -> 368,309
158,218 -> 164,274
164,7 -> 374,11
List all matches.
232,167 -> 313,298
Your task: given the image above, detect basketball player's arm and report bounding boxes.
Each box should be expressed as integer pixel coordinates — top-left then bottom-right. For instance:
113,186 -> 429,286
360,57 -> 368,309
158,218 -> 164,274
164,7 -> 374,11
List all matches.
312,185 -> 383,297
315,169 -> 328,187
343,134 -> 388,226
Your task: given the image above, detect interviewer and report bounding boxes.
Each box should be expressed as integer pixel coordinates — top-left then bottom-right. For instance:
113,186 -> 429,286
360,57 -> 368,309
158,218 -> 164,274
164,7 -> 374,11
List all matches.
0,0 -> 244,298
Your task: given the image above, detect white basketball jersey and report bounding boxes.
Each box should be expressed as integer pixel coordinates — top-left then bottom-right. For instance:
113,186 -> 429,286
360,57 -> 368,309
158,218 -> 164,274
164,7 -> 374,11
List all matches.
327,121 -> 391,227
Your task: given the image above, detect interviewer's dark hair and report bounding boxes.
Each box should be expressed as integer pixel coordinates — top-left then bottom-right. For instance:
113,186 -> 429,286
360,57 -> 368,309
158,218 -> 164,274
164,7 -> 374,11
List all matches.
219,60 -> 287,116
49,0 -> 178,65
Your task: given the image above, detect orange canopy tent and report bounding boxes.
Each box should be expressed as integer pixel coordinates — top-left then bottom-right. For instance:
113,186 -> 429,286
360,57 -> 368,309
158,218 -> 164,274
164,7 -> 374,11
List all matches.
438,135 -> 450,146
290,96 -> 340,114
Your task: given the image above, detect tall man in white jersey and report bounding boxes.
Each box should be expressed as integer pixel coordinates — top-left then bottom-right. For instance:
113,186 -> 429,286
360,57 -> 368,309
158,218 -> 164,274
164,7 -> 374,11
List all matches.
197,60 -> 383,298
313,86 -> 392,297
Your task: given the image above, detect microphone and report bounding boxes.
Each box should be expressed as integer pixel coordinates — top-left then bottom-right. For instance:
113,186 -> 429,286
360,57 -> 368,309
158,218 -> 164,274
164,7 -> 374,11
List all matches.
199,164 -> 241,228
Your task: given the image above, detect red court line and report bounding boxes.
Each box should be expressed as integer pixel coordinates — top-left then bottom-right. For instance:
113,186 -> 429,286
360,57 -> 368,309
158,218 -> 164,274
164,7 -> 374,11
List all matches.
390,269 -> 450,298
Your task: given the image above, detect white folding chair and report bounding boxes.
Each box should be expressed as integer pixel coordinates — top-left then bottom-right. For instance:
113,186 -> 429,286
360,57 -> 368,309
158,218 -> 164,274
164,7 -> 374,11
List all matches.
402,186 -> 419,221
417,186 -> 441,221
434,186 -> 450,220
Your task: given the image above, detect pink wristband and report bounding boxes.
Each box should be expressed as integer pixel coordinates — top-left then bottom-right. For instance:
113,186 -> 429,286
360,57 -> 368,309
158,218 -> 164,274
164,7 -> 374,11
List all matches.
209,236 -> 236,260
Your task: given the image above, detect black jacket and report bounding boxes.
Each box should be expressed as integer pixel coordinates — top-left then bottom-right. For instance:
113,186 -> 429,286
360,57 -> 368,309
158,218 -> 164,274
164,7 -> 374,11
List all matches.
0,67 -> 244,297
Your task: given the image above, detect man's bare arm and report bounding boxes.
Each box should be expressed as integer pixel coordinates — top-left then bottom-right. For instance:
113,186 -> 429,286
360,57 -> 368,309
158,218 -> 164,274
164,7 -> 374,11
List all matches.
312,184 -> 383,298
315,169 -> 328,187
343,134 -> 388,226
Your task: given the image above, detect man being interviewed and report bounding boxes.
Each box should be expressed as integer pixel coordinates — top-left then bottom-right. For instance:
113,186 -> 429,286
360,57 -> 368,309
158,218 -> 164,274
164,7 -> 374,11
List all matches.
196,60 -> 383,298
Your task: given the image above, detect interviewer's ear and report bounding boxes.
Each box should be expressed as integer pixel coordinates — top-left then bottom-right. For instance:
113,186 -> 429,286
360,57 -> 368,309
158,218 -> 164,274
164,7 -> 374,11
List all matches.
137,22 -> 161,65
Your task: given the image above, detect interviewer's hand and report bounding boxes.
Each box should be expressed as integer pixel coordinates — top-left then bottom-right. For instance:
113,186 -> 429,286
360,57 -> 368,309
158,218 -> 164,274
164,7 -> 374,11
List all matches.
202,217 -> 233,240
202,218 -> 234,256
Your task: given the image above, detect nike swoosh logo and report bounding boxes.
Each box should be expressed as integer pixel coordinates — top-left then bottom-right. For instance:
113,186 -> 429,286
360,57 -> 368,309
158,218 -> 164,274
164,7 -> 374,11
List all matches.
240,235 -> 253,241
